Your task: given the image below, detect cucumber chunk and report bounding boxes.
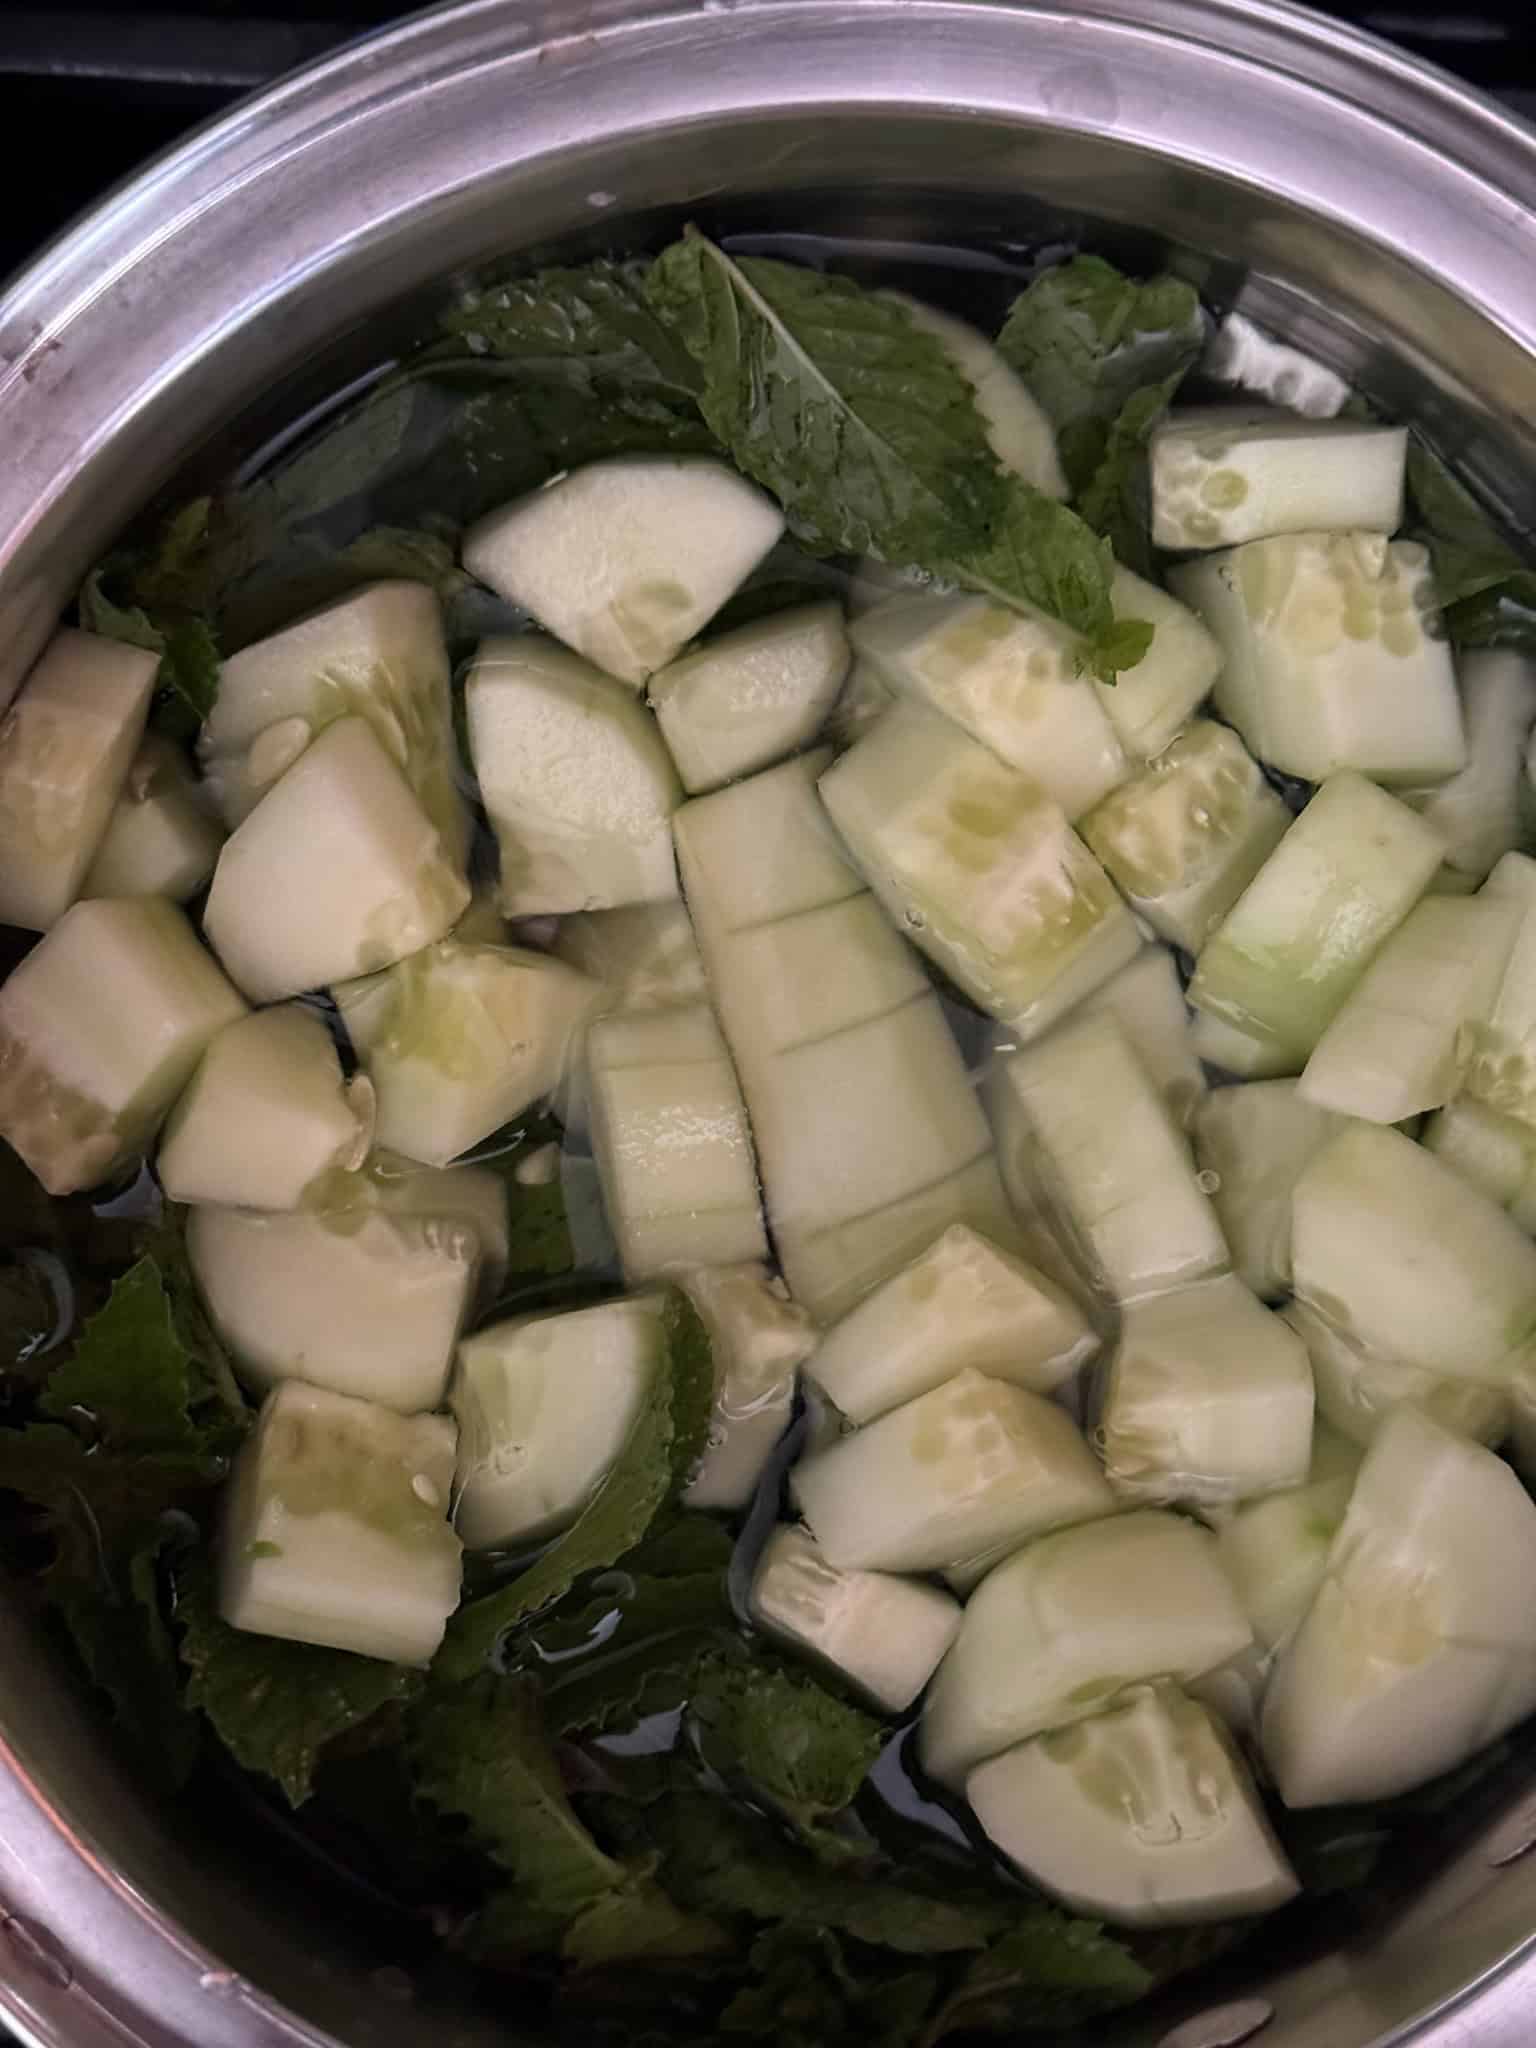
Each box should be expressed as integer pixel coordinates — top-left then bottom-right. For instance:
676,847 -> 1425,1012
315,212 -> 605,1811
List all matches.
920,1509 -> 1252,1786
0,897 -> 245,1195
1423,1097 -> 1536,1232
648,600 -> 850,793
790,1367 -> 1111,1576
1407,651 -> 1536,889
462,458 -> 785,687
158,1004 -> 372,1210
886,292 -> 1067,497
1262,1406 -> 1536,1807
0,628 -> 157,930
1074,948 -> 1206,1128
335,939 -> 600,1168
1460,851 -> 1536,1127
825,656 -> 896,748
587,1002 -> 767,1281
1291,1122 -> 1536,1388
987,1011 -> 1228,1304
968,1685 -> 1298,1927
1080,719 -> 1290,955
849,594 -> 1128,820
1190,1009 -> 1293,1080
204,717 -> 469,1002
1188,773 -> 1445,1072
1151,406 -> 1405,549
554,902 -> 706,1010
451,1296 -> 663,1548
466,637 -> 681,916
354,1154 -> 510,1304
820,702 -> 1139,1041
1173,533 -> 1465,785
750,1523 -> 962,1713
198,581 -> 469,862
219,1381 -> 461,1666
1101,1274 -> 1314,1507
1282,1299 -> 1508,1451
1298,895 -> 1518,1123
1191,1080 -> 1350,1299
1092,568 -> 1224,762
82,736 -> 225,903
678,1262 -> 815,1511
807,1223 -> 1097,1425
1215,1424 -> 1362,1651
452,889 -> 511,946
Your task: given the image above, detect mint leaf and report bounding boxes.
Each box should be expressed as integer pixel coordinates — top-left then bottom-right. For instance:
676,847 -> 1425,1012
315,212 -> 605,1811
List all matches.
441,261 -> 702,406
623,1513 -> 735,1578
177,1562 -> 421,1806
562,1881 -> 731,1967
41,1258 -> 210,1455
921,1914 -> 1152,2041
80,500 -> 223,738
514,1567 -> 732,1735
437,1285 -> 715,1678
1409,440 -> 1536,650
214,525 -> 473,652
1074,370 -> 1189,577
0,1259 -> 61,1387
53,1523 -> 199,1786
722,1928 -> 938,2048
647,230 -> 1000,561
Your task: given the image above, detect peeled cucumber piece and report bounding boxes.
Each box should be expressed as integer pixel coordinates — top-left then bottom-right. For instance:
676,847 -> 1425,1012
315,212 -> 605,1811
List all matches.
1298,894 -> 1518,1123
821,702 -> 1139,1042
1407,651 -> 1536,889
679,1262 -> 815,1511
987,1011 -> 1228,1304
462,458 -> 785,688
1263,1406 -> 1536,1807
1460,851 -> 1536,1126
1152,406 -> 1406,549
920,1509 -> 1252,1787
1191,1080 -> 1350,1299
648,600 -> 850,793
1424,1097 -> 1536,1233
335,939 -> 600,1167
1215,1424 -> 1362,1651
451,1296 -> 663,1548
885,293 -> 1067,497
1282,1298 -> 1508,1451
790,1367 -> 1111,1575
586,1002 -> 767,1280
553,902 -> 705,1011
82,736 -> 224,903
1172,533 -> 1465,786
1101,1274 -> 1314,1507
1080,719 -> 1290,955
1188,773 -> 1445,1073
849,594 -> 1127,820
825,657 -> 896,748
969,1685 -> 1298,1928
1292,1122 -> 1536,1388
198,581 -> 468,862
219,1380 -> 461,1666
347,1154 -> 510,1304
1074,947 -> 1206,1128
752,1523 -> 962,1713
466,636 -> 681,916
0,897 -> 245,1195
204,717 -> 469,1002
1190,1010 -> 1290,1080
1089,568 -> 1222,761
158,1004 -> 372,1210
675,751 -> 1011,1322
807,1223 -> 1097,1424
0,627 -> 157,930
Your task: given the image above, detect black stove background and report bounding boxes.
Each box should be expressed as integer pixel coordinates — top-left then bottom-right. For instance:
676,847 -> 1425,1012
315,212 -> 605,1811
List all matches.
2,2 -> 1534,284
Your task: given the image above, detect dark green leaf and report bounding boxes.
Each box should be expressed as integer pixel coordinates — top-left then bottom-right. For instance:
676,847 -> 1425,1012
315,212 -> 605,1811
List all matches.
54,1523 -> 199,1786
514,1567 -> 733,1735
40,1258 -> 210,1456
440,261 -> 702,406
1408,440 -> 1536,652
921,1912 -> 1153,2041
79,500 -> 223,740
623,1513 -> 735,1578
563,1880 -> 731,1967
691,1653 -> 884,1852
1074,370 -> 1188,577
722,1928 -> 938,2048
0,1260 -> 61,1385
215,526 -> 471,653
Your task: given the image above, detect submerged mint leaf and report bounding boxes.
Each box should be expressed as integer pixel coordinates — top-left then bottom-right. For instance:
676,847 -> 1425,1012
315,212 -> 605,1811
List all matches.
54,1522 -> 199,1786
1074,369 -> 1189,577
514,1567 -> 732,1736
80,500 -> 223,737
921,1912 -> 1153,2041
441,261 -> 702,406
40,1257 -> 214,1456
562,1881 -> 731,1968
215,525 -> 472,652
722,1927 -> 938,2048
1408,440 -> 1536,650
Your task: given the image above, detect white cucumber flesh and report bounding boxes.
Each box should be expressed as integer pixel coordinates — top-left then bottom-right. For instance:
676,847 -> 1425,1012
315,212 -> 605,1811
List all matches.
1298,894 -> 1518,1123
1215,1423 -> 1362,1651
219,1380 -> 461,1666
1072,947 -> 1205,1128
452,889 -> 511,946
450,1296 -> 663,1548
0,897 -> 245,1195
1191,1079 -> 1350,1299
553,901 -> 706,1010
199,581 -> 469,862
352,1154 -> 510,1304
586,1001 -> 767,1281
648,600 -> 850,793
1093,567 -> 1224,762
1189,1009 -> 1294,1081
750,1523 -> 962,1713
790,1366 -> 1111,1576
1173,532 -> 1465,785
807,1222 -> 1097,1424
1152,406 -> 1405,550
203,717 -> 469,1002
1291,1122 -> 1536,1387
462,458 -> 784,687
885,293 -> 1067,497
820,701 -> 1139,1042
1101,1273 -> 1314,1508
0,628 -> 157,931
335,939 -> 600,1167
849,593 -> 1128,820
158,1004 -> 372,1210
1080,719 -> 1290,955
1407,650 -> 1536,888
1423,1097 -> 1536,1233
1282,1298 -> 1509,1451
1262,1406 -> 1536,1806
920,1508 -> 1252,1786
1188,772 -> 1446,1072
825,656 -> 897,748
1460,851 -> 1536,1127
466,636 -> 681,916
679,1262 -> 815,1511
82,736 -> 224,903
968,1685 -> 1298,1927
